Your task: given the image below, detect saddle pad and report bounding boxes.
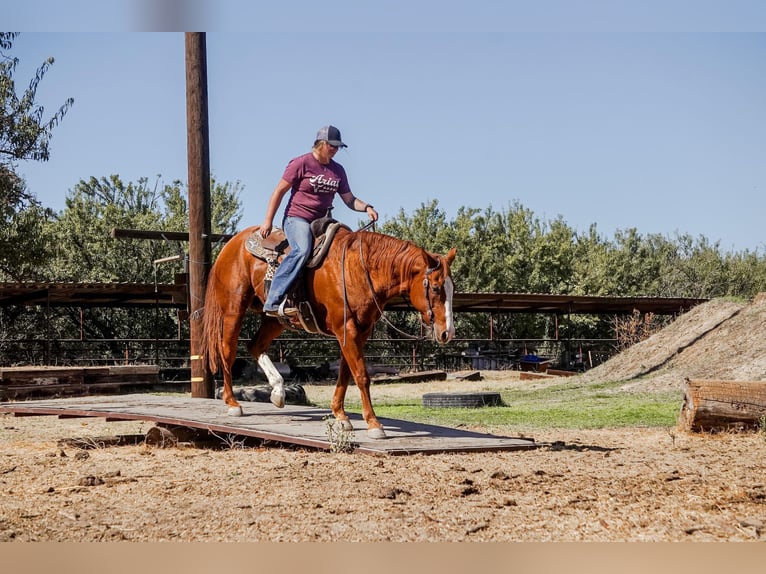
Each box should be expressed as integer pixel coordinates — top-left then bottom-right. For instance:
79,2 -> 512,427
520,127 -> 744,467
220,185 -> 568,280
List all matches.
306,221 -> 348,268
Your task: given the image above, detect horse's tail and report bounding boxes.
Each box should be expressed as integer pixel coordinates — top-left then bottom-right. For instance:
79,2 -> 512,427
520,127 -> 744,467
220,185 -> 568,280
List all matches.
198,269 -> 225,375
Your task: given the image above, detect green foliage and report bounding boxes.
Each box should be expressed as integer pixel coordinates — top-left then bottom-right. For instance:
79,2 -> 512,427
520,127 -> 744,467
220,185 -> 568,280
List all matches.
0,33 -> 74,164
48,176 -> 168,282
21,174 -> 245,346
378,199 -> 766,344
0,33 -> 72,282
0,168 -> 56,281
45,175 -> 244,284
161,176 -> 243,238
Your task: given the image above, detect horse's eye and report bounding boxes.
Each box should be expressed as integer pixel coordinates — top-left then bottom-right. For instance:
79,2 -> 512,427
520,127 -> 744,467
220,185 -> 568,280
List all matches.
431,285 -> 442,295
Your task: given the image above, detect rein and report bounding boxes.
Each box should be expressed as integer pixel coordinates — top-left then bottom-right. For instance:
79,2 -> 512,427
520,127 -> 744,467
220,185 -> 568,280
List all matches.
343,232 -> 439,342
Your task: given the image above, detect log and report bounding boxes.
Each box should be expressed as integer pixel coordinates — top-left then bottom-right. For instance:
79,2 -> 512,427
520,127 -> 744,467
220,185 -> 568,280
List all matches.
371,370 -> 447,385
678,379 -> 766,432
518,359 -> 551,373
519,371 -> 554,381
546,369 -> 578,378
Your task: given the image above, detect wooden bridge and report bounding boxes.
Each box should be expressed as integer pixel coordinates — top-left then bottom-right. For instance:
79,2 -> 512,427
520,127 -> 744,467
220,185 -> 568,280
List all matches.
0,393 -> 538,455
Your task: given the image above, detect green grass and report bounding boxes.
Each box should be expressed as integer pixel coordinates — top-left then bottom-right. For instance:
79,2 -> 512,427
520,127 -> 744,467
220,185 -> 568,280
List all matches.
315,380 -> 684,430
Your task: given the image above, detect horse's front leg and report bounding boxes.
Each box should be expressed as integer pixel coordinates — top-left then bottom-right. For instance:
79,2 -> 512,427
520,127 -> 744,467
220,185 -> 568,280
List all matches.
246,316 -> 287,408
330,356 -> 353,431
336,331 -> 386,439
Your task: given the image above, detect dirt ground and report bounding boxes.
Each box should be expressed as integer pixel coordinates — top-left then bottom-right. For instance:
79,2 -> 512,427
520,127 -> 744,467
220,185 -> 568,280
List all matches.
2,296 -> 766,542
2,381 -> 766,542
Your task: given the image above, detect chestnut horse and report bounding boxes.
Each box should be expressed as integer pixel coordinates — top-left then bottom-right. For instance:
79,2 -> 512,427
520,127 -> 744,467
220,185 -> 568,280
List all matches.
199,225 -> 457,439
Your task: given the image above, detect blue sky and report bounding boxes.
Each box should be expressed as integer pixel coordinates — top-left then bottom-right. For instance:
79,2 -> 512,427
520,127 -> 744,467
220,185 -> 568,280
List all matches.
6,4 -> 766,253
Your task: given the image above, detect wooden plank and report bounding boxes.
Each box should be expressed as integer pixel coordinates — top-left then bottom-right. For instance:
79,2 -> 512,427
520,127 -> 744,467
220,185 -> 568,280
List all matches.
0,381 -> 188,401
455,371 -> 483,381
86,365 -> 159,385
107,365 -> 159,376
371,370 -> 447,385
1,365 -> 160,393
0,394 -> 537,455
518,360 -> 551,373
0,365 -> 159,385
519,371 -> 555,381
546,369 -> 578,378
0,366 -> 87,387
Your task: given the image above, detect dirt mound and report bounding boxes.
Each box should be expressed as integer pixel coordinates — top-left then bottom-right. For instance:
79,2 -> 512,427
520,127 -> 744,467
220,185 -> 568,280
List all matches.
573,295 -> 766,392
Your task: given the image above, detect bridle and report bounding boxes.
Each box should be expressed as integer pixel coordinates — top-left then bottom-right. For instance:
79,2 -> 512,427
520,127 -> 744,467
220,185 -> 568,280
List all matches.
340,230 -> 443,343
422,257 -> 442,327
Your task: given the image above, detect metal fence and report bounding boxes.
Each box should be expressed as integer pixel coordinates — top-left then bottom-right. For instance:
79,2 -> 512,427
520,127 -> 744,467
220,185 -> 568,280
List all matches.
0,336 -> 617,375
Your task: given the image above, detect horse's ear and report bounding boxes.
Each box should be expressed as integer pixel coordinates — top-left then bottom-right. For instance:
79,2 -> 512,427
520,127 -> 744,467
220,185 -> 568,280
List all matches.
445,247 -> 457,266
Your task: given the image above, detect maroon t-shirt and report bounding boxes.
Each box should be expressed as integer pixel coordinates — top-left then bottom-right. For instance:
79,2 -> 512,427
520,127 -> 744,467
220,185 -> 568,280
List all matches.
282,152 -> 352,221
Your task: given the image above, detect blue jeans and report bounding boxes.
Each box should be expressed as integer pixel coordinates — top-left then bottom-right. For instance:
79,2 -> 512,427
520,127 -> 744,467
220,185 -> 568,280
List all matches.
263,216 -> 313,309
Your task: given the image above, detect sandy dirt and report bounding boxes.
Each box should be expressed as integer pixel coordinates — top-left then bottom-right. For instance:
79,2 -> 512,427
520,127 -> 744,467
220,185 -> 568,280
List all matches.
2,296 -> 766,542
2,412 -> 766,542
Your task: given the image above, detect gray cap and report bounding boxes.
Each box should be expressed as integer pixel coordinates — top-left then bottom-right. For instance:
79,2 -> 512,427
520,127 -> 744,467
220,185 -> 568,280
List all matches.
316,125 -> 348,148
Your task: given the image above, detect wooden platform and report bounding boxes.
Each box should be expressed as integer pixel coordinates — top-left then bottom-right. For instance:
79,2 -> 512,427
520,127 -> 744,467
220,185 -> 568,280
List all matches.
0,394 -> 537,456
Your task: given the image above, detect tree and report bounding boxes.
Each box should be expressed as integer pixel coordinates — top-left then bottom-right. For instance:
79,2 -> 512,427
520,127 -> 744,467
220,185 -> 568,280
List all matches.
0,33 -> 73,281
161,175 -> 243,253
0,33 -> 74,165
38,175 -> 243,354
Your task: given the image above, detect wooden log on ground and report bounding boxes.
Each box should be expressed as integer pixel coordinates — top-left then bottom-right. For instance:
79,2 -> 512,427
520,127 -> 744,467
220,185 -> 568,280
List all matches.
678,379 -> 766,432
145,424 -> 233,448
455,371 -> 482,381
371,370 -> 447,385
546,369 -> 578,378
519,371 -> 555,381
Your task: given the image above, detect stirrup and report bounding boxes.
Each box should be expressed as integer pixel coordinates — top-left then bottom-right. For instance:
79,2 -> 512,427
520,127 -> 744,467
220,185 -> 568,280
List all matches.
277,299 -> 298,317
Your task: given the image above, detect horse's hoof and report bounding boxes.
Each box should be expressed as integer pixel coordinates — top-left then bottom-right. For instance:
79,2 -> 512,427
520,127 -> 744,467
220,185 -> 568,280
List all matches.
270,389 -> 285,408
227,406 -> 243,417
339,419 -> 353,431
367,427 -> 387,440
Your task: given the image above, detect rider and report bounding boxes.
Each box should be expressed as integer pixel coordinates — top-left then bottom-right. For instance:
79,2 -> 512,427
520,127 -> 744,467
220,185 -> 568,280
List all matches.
259,125 -> 379,317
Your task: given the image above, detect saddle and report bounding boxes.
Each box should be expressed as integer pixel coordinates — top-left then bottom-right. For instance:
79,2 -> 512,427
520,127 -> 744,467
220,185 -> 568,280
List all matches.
245,216 -> 347,268
244,216 -> 350,334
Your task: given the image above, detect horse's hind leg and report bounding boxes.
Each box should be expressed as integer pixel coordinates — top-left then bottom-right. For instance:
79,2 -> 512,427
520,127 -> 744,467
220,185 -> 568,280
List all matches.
246,316 -> 287,408
220,313 -> 246,417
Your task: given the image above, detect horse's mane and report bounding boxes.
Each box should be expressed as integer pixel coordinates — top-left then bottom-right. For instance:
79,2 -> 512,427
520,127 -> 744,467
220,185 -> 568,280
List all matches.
354,232 -> 426,281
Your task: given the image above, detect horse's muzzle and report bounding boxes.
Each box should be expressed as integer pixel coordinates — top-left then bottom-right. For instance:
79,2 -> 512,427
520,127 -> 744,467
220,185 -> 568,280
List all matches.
435,327 -> 454,344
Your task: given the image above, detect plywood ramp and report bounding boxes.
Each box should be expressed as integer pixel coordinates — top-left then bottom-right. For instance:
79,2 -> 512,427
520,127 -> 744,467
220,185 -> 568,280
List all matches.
0,394 -> 537,455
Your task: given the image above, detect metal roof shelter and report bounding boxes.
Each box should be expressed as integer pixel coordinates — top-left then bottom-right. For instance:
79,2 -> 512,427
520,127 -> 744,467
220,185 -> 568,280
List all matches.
0,281 -> 705,315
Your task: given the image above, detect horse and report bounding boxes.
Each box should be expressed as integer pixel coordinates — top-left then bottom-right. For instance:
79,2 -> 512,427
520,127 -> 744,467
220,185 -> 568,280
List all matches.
199,224 -> 457,439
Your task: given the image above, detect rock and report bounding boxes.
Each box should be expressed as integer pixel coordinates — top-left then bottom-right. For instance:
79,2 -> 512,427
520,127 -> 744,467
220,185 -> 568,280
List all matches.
78,475 -> 104,487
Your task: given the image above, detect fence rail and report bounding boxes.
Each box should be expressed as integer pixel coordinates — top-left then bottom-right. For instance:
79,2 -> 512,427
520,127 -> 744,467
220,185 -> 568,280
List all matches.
0,336 -> 617,374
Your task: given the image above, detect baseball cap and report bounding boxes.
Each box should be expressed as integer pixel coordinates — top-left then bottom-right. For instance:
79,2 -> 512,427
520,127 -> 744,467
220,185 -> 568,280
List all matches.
316,125 -> 348,148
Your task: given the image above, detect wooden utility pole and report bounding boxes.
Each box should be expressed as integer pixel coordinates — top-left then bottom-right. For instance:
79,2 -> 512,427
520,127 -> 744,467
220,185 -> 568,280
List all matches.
185,33 -> 213,398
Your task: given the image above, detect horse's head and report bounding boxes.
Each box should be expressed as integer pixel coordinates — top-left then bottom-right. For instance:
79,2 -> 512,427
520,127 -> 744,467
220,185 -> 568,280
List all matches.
412,247 -> 457,344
